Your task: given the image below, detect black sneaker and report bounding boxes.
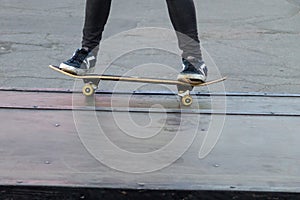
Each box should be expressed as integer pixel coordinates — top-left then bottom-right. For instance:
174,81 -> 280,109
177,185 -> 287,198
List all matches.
59,48 -> 96,75
177,56 -> 208,83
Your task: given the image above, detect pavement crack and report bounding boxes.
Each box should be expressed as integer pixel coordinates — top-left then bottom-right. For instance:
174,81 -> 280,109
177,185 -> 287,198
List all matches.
1,5 -> 41,11
0,41 -> 13,55
214,40 -> 279,58
248,7 -> 300,26
0,32 -> 35,36
44,33 -> 61,50
254,29 -> 300,35
4,75 -> 72,81
6,41 -> 59,49
286,0 -> 300,8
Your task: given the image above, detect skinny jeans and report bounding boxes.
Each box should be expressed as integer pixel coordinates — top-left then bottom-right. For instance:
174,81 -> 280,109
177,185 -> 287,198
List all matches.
82,0 -> 202,59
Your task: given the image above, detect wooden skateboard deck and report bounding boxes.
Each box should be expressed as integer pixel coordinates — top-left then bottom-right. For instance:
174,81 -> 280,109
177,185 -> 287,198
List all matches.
49,65 -> 226,106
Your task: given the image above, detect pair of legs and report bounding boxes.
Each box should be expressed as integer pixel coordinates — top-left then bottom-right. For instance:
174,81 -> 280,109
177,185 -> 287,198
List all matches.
83,0 -> 202,59
60,0 -> 207,82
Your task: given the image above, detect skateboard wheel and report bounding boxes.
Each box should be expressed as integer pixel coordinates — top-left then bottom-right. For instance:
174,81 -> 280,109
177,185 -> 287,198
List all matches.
181,95 -> 193,106
82,84 -> 95,96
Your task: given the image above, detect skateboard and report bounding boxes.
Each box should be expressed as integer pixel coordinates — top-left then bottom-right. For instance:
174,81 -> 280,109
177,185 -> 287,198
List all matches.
49,65 -> 226,106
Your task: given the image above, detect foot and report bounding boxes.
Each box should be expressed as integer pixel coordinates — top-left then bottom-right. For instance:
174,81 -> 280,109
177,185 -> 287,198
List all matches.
59,48 -> 96,75
177,56 -> 208,84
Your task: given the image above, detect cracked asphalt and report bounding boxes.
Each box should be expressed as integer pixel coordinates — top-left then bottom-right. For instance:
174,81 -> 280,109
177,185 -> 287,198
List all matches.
0,0 -> 299,93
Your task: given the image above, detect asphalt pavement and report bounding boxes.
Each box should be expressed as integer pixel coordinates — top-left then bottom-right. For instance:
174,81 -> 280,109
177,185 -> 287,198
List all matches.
0,0 -> 299,93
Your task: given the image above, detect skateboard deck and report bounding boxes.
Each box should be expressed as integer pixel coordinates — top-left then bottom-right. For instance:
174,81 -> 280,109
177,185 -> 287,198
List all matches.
49,65 -> 226,106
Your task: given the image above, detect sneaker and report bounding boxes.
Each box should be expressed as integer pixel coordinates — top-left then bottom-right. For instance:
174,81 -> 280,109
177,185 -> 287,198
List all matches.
177,56 -> 208,83
59,48 -> 96,75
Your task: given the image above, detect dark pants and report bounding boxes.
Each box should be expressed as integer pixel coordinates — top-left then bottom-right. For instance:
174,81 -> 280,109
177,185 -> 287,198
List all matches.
82,0 -> 202,60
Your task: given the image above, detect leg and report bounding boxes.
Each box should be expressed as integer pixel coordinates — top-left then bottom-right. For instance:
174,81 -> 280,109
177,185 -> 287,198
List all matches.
166,0 -> 207,83
60,0 -> 112,75
166,0 -> 202,60
82,0 -> 112,51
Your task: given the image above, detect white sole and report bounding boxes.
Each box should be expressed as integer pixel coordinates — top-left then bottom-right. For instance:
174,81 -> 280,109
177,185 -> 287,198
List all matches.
59,63 -> 87,75
177,73 -> 206,83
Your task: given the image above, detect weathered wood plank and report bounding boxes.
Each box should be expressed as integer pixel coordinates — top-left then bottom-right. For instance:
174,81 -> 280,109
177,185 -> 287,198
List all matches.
0,90 -> 300,193
0,108 -> 299,192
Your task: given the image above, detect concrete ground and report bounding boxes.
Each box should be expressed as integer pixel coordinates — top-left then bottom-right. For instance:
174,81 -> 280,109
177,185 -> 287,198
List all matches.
0,0 -> 299,93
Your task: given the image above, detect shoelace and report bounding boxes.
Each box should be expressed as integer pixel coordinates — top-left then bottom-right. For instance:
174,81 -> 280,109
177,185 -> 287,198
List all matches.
69,50 -> 88,64
183,59 -> 198,72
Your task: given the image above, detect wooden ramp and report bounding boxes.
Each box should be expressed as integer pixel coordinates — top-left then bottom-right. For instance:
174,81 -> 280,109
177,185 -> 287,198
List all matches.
0,88 -> 300,199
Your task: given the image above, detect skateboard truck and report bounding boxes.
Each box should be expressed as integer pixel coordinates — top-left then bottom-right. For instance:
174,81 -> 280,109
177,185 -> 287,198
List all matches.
178,90 -> 193,106
82,78 -> 100,97
82,83 -> 98,96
